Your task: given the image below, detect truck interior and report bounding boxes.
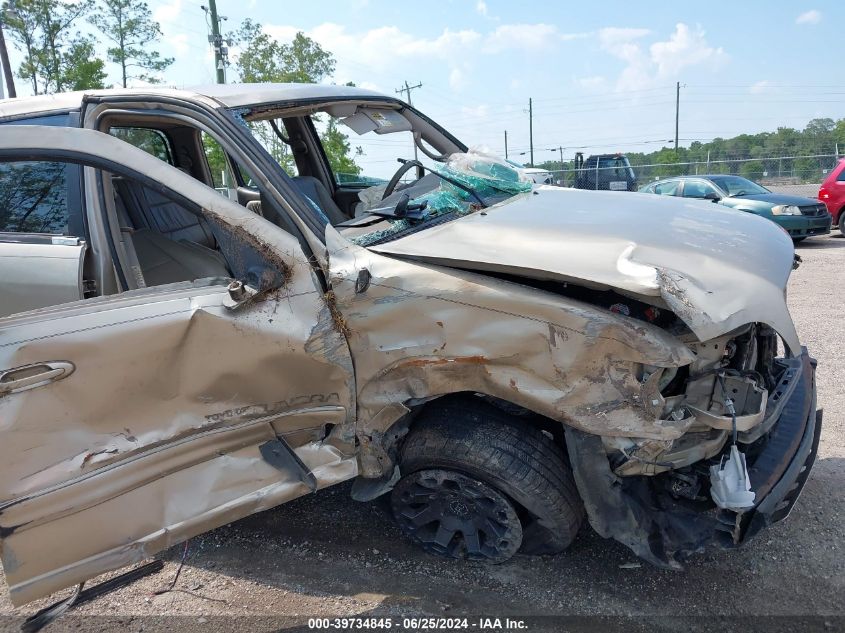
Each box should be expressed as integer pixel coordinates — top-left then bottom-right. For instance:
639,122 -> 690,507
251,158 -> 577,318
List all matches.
110,174 -> 232,286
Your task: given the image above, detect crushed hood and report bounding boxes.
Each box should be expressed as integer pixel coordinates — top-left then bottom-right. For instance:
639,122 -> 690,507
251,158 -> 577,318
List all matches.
369,186 -> 801,353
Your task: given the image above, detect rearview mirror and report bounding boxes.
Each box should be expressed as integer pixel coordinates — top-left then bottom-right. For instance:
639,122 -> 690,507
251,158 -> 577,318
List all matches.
704,192 -> 721,202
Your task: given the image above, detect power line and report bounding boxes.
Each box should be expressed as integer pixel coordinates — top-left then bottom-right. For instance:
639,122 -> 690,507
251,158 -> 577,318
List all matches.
528,98 -> 533,167
395,80 -> 422,161
675,81 -> 685,150
201,1 -> 229,83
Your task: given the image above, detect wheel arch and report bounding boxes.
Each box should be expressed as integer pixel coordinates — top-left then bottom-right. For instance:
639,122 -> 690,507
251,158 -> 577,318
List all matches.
351,390 -> 573,502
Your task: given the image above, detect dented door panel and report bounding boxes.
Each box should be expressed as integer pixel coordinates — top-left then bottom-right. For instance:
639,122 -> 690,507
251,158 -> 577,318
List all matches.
0,275 -> 354,605
0,127 -> 356,606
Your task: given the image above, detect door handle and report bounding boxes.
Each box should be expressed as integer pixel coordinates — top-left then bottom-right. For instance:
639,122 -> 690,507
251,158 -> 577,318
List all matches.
0,361 -> 75,396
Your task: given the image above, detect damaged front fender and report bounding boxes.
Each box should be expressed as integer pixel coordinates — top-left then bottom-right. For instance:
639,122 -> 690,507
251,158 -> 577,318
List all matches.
326,228 -> 697,479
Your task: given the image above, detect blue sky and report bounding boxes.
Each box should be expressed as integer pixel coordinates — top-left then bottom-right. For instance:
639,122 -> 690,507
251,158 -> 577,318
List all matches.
7,0 -> 845,171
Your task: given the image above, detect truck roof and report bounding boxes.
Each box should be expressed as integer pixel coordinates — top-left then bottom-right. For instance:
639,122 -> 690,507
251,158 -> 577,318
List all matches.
0,83 -> 392,120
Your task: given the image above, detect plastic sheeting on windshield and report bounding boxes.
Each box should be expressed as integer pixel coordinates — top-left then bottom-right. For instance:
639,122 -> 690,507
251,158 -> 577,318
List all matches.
350,150 -> 531,246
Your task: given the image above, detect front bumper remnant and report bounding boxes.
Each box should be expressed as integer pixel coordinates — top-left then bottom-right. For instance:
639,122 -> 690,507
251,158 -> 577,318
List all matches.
565,350 -> 820,569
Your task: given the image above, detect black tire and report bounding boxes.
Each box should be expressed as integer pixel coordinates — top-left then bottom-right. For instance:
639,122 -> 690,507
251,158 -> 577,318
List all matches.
393,396 -> 584,561
839,211 -> 845,234
792,237 -> 805,244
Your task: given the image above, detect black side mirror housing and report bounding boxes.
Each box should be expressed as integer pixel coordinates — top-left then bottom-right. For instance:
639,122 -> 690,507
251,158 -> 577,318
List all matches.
704,192 -> 721,202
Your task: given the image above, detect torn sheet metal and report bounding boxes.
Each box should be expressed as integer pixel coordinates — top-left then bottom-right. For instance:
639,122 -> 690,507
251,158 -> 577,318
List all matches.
326,228 -> 698,478
366,186 -> 801,354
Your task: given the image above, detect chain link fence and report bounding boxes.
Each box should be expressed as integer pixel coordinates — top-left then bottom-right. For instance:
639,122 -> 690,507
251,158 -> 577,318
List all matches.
547,153 -> 841,198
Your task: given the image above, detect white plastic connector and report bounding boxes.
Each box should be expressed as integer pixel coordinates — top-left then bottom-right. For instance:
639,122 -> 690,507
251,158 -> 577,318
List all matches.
709,445 -> 756,511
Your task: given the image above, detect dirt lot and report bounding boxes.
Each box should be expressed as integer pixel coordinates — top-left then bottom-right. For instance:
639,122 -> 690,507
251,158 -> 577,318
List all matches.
1,234 -> 844,632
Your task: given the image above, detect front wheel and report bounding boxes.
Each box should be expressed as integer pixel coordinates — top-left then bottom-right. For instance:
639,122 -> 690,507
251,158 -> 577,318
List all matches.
391,396 -> 584,563
839,212 -> 845,234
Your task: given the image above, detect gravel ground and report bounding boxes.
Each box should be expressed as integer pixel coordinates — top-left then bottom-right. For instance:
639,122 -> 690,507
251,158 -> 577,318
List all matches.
1,233 -> 843,632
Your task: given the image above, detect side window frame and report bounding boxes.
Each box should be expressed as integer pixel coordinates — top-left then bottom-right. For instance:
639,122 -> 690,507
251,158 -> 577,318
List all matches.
109,127 -> 175,165
0,112 -> 86,240
200,130 -> 238,195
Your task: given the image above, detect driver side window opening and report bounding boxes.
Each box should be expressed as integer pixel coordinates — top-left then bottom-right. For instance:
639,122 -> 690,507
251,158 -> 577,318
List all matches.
104,114 -> 313,242
201,131 -> 237,194
101,164 -> 290,299
235,103 -> 455,226
107,171 -> 233,289
94,117 -> 294,297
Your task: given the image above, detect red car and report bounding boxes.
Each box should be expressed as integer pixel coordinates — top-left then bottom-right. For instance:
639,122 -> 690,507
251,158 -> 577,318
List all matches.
819,158 -> 845,233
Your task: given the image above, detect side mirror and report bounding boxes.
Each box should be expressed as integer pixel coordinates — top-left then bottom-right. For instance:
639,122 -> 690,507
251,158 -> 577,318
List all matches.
704,192 -> 721,202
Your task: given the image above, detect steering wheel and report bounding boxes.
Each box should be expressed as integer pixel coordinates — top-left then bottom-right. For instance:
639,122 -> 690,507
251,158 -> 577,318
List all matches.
382,159 -> 424,200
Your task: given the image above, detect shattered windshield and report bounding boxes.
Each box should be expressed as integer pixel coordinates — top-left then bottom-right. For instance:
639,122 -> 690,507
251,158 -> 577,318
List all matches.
340,151 -> 533,246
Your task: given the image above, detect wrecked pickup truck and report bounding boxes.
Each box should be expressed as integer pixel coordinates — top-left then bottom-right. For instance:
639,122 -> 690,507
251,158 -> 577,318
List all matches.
0,84 -> 820,607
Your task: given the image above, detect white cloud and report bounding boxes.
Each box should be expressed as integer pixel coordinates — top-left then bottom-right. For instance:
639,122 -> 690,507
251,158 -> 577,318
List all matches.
153,0 -> 182,25
576,75 -> 606,89
168,33 -> 189,56
253,22 -> 585,88
484,23 -> 585,53
598,27 -> 651,47
649,23 -> 727,78
600,23 -> 726,91
476,0 -> 488,17
598,27 -> 652,91
795,9 -> 821,25
358,80 -> 384,92
460,104 -> 489,119
449,67 -> 465,90
263,23 -> 482,76
749,80 -> 771,94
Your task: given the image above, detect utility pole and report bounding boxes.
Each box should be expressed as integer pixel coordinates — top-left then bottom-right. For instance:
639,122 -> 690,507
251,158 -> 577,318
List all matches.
674,81 -> 681,151
557,146 -> 563,169
528,97 -> 534,167
395,80 -> 422,161
203,1 -> 228,84
504,130 -> 508,160
0,12 -> 16,98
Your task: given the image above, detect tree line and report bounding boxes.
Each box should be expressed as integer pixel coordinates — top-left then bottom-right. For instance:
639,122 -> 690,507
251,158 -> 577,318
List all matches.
538,117 -> 845,183
3,0 -> 360,175
4,0 -> 171,93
